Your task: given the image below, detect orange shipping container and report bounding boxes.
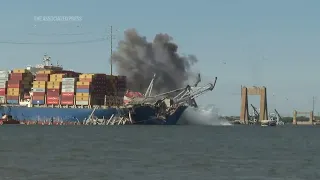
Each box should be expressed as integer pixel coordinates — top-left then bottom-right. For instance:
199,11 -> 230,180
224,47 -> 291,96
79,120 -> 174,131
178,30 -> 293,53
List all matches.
33,96 -> 45,101
35,77 -> 49,81
77,85 -> 90,89
79,78 -> 92,82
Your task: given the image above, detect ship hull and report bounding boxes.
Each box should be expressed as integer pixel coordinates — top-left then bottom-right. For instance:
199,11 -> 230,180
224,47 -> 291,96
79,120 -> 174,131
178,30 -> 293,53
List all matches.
130,105 -> 188,125
0,105 -> 187,125
0,106 -> 119,123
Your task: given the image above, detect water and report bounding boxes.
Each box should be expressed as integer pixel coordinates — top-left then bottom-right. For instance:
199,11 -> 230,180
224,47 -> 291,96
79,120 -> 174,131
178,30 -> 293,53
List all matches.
179,105 -> 232,125
0,125 -> 320,180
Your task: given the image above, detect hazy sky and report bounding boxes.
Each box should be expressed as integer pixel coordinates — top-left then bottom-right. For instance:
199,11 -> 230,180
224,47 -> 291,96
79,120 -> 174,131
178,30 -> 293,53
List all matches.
0,0 -> 319,116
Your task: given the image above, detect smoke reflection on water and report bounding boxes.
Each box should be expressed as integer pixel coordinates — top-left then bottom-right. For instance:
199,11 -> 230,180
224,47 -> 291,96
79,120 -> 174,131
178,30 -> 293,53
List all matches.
178,105 -> 232,126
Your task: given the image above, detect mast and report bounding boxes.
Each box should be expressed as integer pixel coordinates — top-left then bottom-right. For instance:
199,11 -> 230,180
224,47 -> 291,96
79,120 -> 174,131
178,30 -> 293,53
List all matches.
109,25 -> 117,75
43,54 -> 51,66
110,26 -> 113,75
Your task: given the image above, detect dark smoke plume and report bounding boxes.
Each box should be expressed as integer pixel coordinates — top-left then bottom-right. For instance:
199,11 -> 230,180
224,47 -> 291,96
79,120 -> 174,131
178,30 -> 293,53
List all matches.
111,28 -> 198,94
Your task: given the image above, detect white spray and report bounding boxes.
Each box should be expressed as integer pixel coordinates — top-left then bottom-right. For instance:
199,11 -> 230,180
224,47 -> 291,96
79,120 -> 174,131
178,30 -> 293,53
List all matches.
178,105 -> 232,126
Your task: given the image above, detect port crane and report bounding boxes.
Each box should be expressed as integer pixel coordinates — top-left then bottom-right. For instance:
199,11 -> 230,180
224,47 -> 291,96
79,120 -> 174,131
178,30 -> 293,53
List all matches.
249,104 -> 260,124
249,104 -> 284,125
269,109 -> 284,125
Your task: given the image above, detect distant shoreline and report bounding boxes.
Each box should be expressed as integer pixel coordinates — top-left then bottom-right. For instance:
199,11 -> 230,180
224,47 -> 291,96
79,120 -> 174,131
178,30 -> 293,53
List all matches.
221,116 -> 315,123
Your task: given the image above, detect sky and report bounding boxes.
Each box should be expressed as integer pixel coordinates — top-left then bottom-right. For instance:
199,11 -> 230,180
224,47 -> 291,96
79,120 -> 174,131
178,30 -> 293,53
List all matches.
0,0 -> 319,116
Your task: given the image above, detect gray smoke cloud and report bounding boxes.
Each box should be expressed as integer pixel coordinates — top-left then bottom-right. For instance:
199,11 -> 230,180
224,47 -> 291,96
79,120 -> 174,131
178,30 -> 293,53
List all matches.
111,28 -> 198,94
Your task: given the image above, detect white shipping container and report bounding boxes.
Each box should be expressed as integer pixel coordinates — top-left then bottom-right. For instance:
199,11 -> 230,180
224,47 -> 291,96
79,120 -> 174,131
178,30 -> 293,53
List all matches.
75,101 -> 89,105
61,85 -> 75,89
0,78 -> 8,81
0,84 -> 6,88
62,78 -> 77,82
33,88 -> 46,92
0,74 -> 9,78
62,81 -> 75,85
0,96 -> 5,103
0,70 -> 9,74
61,88 -> 75,93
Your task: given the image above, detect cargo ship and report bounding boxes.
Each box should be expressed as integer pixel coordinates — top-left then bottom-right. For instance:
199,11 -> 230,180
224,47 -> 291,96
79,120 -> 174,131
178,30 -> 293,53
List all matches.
0,55 -> 217,125
0,55 -> 129,124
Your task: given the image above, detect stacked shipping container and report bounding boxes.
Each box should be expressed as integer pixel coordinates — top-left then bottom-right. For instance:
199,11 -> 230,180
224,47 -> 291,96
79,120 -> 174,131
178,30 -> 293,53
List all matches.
0,67 -> 127,106
32,80 -> 46,105
33,70 -> 51,105
61,77 -> 76,105
7,69 -> 33,104
105,75 -> 127,106
35,70 -> 51,81
47,73 -> 64,105
76,74 -> 106,106
115,76 -> 127,105
0,70 -> 9,104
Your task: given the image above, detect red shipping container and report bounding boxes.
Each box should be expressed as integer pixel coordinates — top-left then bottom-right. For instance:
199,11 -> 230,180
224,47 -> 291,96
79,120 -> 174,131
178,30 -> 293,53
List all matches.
10,73 -> 31,78
6,96 -> 19,100
47,96 -> 59,101
7,84 -> 23,88
7,80 -> 21,84
10,75 -> 23,81
47,91 -> 60,96
47,88 -> 60,92
61,92 -> 74,96
46,99 -> 59,105
61,96 -> 74,101
36,74 -> 49,78
0,88 -> 6,93
33,92 -> 45,96
11,73 -> 25,76
60,100 -> 74,105
33,96 -> 45,100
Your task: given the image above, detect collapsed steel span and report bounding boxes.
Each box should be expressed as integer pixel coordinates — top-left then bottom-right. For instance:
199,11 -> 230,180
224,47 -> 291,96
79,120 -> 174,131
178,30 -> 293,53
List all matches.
85,74 -> 218,125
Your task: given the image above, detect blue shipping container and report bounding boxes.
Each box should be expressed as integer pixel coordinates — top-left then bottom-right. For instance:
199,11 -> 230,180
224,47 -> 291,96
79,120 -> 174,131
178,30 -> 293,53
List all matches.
7,100 -> 19,104
76,88 -> 90,93
32,100 -> 45,105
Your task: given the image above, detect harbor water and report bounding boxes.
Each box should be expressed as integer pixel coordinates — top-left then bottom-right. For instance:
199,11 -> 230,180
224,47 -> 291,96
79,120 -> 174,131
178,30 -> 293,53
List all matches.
0,125 -> 319,180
